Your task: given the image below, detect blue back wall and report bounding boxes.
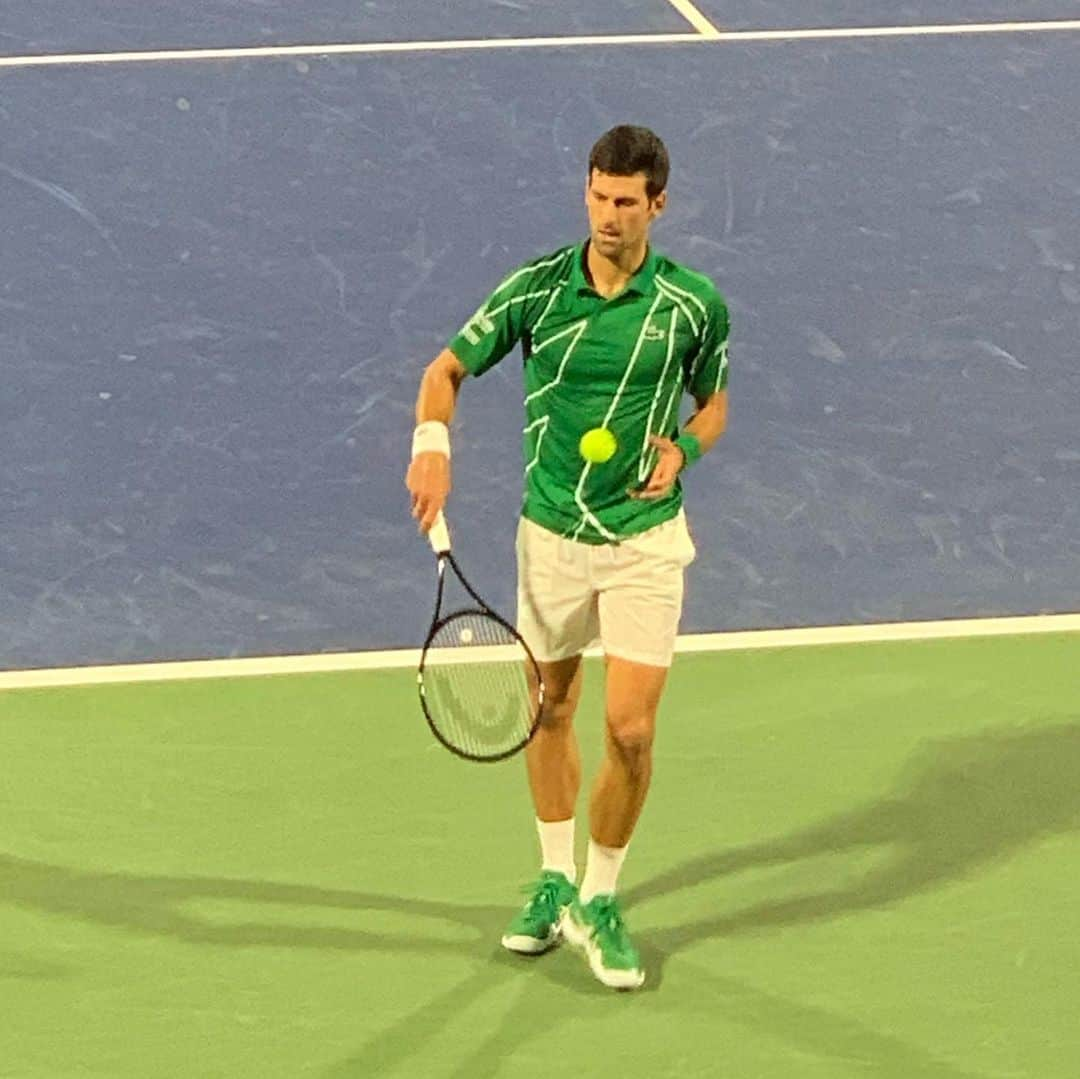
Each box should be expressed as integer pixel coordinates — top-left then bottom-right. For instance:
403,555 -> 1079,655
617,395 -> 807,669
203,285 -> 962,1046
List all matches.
2,17 -> 1078,668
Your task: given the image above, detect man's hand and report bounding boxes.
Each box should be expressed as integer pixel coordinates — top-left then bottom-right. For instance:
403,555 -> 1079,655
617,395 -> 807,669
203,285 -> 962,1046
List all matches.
406,451 -> 451,532
406,351 -> 467,534
629,435 -> 685,501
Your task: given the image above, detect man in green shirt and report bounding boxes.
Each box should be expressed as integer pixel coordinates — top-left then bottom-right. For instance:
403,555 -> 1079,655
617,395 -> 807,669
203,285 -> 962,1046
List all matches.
406,126 -> 729,989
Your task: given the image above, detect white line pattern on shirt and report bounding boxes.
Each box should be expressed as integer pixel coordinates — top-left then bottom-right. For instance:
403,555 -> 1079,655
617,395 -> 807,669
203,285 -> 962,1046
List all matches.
656,273 -> 709,319
490,251 -> 574,298
572,291 -> 666,541
638,305 -> 682,482
655,281 -> 701,337
523,414 -> 550,474
523,320 -> 589,403
530,281 -> 568,338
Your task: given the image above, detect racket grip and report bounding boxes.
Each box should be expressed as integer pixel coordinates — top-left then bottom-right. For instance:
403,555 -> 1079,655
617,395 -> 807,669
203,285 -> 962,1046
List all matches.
428,511 -> 451,555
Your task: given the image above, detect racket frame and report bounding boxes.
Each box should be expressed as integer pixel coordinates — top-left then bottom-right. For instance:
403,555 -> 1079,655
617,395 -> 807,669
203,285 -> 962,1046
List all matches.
417,545 -> 545,763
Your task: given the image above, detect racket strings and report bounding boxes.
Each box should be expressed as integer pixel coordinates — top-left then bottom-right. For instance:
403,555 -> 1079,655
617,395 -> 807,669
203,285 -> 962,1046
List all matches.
423,612 -> 536,758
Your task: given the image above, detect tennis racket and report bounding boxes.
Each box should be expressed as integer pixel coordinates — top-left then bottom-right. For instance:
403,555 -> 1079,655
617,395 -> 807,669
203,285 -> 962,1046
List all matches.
417,512 -> 544,762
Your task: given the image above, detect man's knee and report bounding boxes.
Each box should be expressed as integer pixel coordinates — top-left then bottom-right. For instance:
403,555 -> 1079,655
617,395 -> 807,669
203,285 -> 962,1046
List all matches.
535,657 -> 583,732
606,709 -> 656,761
540,691 -> 579,732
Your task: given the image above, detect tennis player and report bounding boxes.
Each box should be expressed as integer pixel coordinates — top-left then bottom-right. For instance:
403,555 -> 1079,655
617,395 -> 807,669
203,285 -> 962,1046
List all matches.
406,126 -> 729,989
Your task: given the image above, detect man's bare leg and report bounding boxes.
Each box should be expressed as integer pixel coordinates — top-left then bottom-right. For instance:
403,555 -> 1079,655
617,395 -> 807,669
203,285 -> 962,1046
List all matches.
525,654 -> 585,825
501,655 -> 585,955
589,655 -> 668,852
562,655 -> 669,988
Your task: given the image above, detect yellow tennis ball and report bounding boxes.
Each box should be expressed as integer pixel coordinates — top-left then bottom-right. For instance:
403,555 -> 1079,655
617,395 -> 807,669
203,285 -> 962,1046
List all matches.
579,427 -> 617,464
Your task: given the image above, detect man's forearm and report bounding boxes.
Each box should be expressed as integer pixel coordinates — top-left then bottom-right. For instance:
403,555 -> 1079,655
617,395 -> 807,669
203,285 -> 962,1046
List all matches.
682,394 -> 728,456
415,349 -> 466,425
408,351 -> 467,530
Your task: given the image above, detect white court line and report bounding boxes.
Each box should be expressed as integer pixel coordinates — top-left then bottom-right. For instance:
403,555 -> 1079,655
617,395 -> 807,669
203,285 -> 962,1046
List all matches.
0,33 -> 698,67
0,613 -> 1077,691
665,0 -> 722,38
0,21 -> 1079,69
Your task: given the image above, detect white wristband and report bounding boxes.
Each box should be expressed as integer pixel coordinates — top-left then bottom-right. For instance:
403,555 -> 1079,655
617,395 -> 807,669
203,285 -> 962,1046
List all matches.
412,420 -> 451,459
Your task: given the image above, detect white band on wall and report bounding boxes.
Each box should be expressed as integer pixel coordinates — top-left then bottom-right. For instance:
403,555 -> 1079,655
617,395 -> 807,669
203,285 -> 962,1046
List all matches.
412,420 -> 451,459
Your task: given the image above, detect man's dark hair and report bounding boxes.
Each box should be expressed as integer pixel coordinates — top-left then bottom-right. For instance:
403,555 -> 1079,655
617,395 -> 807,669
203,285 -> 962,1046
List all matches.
588,125 -> 670,200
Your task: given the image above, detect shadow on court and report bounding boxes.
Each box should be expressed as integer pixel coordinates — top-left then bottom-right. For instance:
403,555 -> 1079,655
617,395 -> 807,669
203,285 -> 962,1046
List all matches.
0,854 -> 510,955
0,947 -> 70,982
0,852 -> 599,1076
321,956 -> 995,1079
5,722 -> 1071,1076
627,719 -> 1080,960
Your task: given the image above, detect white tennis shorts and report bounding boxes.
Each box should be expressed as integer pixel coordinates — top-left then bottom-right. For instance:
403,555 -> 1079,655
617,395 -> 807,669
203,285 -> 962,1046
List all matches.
515,510 -> 696,669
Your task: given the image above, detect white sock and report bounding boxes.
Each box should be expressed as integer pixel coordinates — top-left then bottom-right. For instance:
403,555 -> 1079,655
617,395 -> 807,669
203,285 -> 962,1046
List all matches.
579,838 -> 628,903
536,817 -> 576,882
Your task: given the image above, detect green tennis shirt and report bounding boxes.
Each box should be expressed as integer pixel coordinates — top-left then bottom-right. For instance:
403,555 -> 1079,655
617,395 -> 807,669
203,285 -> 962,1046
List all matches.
447,241 -> 730,544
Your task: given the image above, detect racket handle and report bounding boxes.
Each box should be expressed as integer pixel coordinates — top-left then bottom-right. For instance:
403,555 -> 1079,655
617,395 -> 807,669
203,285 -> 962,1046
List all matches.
428,511 -> 451,555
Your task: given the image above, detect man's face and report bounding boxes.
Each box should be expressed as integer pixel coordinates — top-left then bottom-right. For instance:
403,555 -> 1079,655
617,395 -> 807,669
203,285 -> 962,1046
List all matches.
585,170 -> 665,260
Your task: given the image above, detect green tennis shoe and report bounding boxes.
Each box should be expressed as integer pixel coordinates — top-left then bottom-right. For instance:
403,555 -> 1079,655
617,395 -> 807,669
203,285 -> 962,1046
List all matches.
501,870 -> 577,955
561,893 -> 645,989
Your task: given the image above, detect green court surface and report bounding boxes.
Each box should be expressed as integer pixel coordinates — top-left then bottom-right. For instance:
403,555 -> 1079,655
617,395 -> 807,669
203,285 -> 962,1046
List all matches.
2,631 -> 1078,1078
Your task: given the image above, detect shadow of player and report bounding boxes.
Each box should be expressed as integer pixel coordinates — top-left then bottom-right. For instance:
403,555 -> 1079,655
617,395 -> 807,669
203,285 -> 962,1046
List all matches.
627,718 -> 1080,957
6,722 -> 1058,1078
0,852 -> 508,954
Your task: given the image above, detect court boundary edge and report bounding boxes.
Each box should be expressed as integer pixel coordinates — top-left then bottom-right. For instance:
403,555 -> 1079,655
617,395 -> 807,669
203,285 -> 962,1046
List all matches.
1,613 -> 1077,691
2,20 -> 1080,69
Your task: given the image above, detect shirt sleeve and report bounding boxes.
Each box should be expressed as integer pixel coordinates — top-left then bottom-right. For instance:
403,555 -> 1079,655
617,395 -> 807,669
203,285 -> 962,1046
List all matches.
446,272 -> 531,378
685,289 -> 730,398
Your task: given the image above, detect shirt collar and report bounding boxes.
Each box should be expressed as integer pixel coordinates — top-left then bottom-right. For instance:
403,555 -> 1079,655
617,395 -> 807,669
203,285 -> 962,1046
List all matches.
572,240 -> 659,298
